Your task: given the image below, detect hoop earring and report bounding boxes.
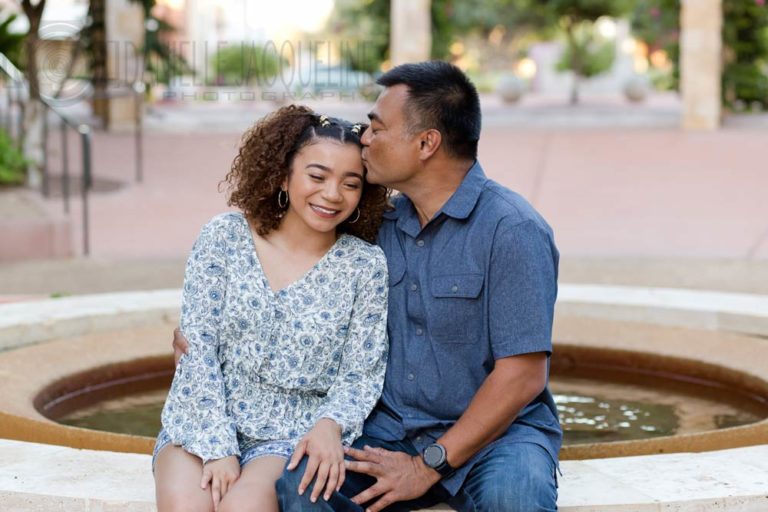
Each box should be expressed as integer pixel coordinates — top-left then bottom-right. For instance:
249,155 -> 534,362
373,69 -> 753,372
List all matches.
277,189 -> 288,209
348,208 -> 361,224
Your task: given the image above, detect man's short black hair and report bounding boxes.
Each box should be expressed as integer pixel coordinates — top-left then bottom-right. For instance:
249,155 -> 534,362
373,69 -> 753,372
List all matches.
377,60 -> 481,160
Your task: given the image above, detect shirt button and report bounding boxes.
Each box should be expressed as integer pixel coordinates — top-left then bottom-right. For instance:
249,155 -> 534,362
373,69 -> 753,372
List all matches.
416,436 -> 422,443
416,328 -> 423,335
451,285 -> 459,293
407,373 -> 415,381
416,240 -> 425,247
410,283 -> 418,291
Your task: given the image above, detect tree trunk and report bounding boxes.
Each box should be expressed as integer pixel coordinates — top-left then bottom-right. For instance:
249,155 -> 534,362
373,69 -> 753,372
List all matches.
89,0 -> 109,127
20,0 -> 47,188
563,19 -> 582,106
570,74 -> 580,105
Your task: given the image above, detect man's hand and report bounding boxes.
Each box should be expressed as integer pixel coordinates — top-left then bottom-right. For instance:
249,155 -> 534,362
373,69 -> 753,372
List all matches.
172,327 -> 189,366
200,455 -> 240,511
286,418 -> 345,503
344,445 -> 441,512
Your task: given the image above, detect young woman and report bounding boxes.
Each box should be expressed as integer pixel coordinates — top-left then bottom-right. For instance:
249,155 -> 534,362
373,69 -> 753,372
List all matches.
153,105 -> 390,512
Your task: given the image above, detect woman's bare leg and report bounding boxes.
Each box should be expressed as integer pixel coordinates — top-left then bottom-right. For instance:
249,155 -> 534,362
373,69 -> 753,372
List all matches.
154,445 -> 214,512
218,456 -> 286,512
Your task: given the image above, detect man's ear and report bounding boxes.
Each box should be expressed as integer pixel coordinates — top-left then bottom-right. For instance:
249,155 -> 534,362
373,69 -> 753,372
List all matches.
418,129 -> 442,160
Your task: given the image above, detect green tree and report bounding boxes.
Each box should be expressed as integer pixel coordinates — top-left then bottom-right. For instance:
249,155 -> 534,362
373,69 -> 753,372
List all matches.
142,16 -> 191,86
630,0 -> 680,91
430,0 -> 556,60
0,8 -> 24,68
722,0 -> 768,110
328,0 -> 390,73
329,0 -> 555,72
0,128 -> 28,186
631,0 -> 768,111
210,43 -> 283,86
556,22 -> 615,103
546,0 -> 632,104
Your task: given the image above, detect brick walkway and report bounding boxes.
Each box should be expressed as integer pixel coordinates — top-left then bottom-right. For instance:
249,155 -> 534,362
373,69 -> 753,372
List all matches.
61,120 -> 768,260
2,96 -> 768,295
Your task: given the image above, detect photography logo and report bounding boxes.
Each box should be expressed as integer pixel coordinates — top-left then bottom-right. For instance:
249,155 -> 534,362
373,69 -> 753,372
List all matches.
37,21 -> 91,107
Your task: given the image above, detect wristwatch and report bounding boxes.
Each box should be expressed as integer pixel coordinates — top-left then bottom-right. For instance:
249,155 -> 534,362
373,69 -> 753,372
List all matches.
422,443 -> 454,478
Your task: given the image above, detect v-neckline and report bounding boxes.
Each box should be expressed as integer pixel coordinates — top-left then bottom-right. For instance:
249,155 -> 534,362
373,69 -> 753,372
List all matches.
240,213 -> 344,296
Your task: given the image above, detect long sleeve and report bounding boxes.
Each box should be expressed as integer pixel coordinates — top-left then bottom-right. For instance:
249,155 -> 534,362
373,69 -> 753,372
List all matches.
313,250 -> 389,445
160,217 -> 239,463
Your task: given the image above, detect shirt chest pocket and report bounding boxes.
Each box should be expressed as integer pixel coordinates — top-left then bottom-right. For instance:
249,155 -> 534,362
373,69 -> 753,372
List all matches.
428,273 -> 484,343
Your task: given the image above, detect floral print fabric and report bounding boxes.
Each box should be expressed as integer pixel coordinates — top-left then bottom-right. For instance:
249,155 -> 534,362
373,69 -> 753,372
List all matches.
160,212 -> 389,463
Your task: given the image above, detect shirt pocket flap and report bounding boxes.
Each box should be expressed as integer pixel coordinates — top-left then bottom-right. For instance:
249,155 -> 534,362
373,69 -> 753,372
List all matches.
431,273 -> 484,298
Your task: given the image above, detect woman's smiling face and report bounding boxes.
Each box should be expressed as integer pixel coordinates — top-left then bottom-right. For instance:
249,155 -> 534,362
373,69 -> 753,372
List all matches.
282,138 -> 365,234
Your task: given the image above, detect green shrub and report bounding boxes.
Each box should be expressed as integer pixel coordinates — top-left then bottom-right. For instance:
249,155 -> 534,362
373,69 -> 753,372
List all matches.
0,129 -> 27,186
631,0 -> 768,111
210,43 -> 284,86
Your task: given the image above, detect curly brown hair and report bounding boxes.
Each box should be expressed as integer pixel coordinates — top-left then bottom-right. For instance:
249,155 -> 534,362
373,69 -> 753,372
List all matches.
221,105 -> 389,243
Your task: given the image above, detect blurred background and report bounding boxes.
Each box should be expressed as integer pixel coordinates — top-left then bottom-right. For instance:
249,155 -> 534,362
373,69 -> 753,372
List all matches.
0,0 -> 767,298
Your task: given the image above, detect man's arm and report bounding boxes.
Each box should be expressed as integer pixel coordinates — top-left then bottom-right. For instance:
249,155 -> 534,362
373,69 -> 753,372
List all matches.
436,352 -> 547,468
346,353 -> 547,512
172,326 -> 188,365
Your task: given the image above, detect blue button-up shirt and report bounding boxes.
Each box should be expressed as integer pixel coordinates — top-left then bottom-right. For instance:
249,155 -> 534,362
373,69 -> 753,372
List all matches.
364,161 -> 562,495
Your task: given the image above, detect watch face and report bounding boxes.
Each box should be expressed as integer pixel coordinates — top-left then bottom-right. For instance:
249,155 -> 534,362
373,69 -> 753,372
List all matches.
423,444 -> 445,468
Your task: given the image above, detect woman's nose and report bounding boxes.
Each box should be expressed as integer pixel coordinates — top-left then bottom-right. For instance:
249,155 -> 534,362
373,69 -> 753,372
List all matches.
322,182 -> 343,202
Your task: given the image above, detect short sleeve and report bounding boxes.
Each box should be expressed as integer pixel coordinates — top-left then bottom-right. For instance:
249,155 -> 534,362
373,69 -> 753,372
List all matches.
488,219 -> 559,359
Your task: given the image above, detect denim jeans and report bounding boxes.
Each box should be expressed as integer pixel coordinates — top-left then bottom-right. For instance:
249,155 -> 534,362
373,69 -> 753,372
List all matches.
276,434 -> 558,512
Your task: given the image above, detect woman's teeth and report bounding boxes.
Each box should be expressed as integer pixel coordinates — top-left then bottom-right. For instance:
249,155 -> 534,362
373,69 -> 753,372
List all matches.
310,204 -> 340,216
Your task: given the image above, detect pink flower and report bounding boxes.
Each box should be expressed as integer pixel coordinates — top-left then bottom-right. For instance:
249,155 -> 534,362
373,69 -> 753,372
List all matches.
650,7 -> 660,17
757,0 -> 765,6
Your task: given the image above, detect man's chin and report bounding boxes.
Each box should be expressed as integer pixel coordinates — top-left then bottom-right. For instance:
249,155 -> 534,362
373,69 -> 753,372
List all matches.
364,169 -> 383,186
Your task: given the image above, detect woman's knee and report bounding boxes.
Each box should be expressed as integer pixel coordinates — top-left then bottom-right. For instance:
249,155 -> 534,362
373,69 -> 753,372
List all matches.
219,486 -> 277,512
156,489 -> 212,512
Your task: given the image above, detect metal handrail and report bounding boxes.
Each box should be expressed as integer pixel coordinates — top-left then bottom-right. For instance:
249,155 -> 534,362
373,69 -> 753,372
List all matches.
0,51 -> 144,256
0,52 -> 93,255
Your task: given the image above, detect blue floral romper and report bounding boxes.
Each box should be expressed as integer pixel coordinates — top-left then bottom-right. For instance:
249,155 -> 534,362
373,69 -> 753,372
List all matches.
153,212 -> 389,468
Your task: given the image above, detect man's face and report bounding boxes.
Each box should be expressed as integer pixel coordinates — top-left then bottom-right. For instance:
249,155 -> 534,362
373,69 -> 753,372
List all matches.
361,84 -> 422,189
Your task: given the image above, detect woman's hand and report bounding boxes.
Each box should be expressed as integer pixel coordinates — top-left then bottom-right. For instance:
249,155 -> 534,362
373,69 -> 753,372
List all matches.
286,418 -> 345,503
200,455 -> 240,511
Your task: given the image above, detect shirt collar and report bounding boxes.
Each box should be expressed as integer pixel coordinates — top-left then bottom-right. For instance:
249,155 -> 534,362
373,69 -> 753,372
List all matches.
382,161 -> 487,235
438,161 -> 487,220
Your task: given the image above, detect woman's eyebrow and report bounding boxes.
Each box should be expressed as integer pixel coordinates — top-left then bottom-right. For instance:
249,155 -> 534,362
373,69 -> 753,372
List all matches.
306,164 -> 363,179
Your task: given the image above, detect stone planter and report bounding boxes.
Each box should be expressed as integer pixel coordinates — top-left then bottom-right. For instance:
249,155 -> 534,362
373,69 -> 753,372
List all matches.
624,76 -> 648,103
497,74 -> 525,104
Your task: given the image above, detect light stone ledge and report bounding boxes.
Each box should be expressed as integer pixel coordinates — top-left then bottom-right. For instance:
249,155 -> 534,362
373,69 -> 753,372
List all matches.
2,439 -> 768,511
557,285 -> 768,337
2,287 -> 768,510
0,290 -> 181,352
3,285 -> 767,353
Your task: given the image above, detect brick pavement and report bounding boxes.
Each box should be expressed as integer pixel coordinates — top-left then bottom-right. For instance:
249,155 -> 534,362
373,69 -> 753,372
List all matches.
2,97 -> 768,296
57,124 -> 768,261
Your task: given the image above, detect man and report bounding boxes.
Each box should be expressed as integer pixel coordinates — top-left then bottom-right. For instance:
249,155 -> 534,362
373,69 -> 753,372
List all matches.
175,61 -> 560,511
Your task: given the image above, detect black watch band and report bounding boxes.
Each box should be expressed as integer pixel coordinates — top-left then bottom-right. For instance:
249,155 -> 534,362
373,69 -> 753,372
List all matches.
422,443 -> 454,478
